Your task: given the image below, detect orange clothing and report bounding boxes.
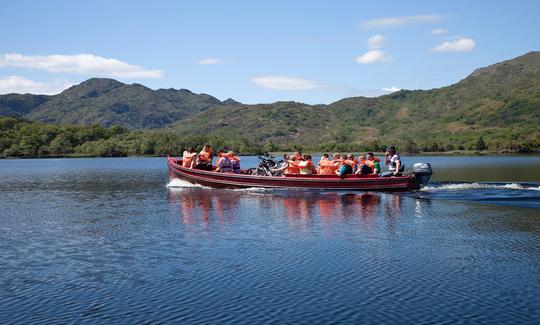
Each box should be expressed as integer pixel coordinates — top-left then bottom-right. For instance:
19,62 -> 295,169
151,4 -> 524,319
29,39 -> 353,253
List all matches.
318,159 -> 338,175
182,151 -> 197,167
298,160 -> 316,175
285,160 -> 301,174
198,148 -> 213,162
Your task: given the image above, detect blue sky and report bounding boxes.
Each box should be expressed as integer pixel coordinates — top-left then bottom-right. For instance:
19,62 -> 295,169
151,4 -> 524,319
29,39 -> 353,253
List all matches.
0,0 -> 538,104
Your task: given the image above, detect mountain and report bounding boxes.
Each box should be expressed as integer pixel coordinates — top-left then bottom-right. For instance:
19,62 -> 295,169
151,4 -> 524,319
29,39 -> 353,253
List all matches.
0,78 -> 231,128
170,51 -> 540,151
0,51 -> 539,151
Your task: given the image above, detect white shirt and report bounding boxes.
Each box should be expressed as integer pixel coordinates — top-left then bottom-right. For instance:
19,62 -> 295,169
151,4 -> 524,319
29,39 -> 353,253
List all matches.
388,154 -> 400,171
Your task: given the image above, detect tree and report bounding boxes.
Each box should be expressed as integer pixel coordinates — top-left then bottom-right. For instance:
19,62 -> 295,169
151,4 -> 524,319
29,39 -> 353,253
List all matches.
475,136 -> 487,151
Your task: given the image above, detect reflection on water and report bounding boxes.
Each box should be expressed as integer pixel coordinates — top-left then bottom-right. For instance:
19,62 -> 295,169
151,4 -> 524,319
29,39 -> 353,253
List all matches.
1,157 -> 540,324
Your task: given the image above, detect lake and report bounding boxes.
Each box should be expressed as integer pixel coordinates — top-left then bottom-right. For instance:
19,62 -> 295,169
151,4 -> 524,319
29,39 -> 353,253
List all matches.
1,156 -> 539,323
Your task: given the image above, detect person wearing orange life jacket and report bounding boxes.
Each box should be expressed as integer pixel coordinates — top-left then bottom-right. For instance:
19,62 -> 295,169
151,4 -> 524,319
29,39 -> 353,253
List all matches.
228,151 -> 241,174
318,153 -> 339,175
285,155 -> 301,174
336,154 -> 354,177
195,144 -> 213,171
215,149 -> 233,173
365,152 -> 381,174
298,154 -> 317,175
182,147 -> 198,168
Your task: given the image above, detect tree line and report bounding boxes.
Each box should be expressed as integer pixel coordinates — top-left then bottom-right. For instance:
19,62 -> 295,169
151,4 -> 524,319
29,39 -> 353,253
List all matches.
0,117 -> 538,158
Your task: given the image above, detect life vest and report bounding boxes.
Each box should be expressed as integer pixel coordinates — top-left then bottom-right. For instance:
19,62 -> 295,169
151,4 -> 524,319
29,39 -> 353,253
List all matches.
318,159 -> 338,175
182,151 -> 197,167
198,148 -> 213,162
298,160 -> 315,175
342,159 -> 355,167
365,157 -> 381,173
217,156 -> 233,172
285,160 -> 301,174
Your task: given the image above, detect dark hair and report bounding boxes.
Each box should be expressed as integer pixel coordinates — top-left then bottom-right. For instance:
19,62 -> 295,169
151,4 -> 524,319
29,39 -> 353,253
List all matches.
366,152 -> 374,157
188,146 -> 195,153
386,145 -> 396,152
323,153 -> 329,158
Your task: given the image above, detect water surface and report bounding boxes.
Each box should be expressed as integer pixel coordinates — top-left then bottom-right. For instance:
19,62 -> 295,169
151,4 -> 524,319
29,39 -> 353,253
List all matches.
1,156 -> 539,323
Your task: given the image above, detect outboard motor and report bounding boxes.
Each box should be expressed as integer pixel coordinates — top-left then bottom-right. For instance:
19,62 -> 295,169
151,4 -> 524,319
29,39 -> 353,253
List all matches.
412,163 -> 433,188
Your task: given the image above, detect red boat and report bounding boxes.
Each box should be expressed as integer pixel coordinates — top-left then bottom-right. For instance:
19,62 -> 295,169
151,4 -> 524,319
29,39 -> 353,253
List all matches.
167,157 -> 433,191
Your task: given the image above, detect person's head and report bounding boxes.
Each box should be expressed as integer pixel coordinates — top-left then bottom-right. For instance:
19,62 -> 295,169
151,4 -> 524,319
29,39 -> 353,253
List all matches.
203,144 -> 210,150
341,154 -> 347,160
283,153 -> 290,160
322,153 -> 329,159
347,154 -> 354,160
366,152 -> 374,160
290,155 -> 297,161
227,151 -> 235,158
305,154 -> 312,161
386,146 -> 396,154
333,153 -> 340,160
188,146 -> 195,153
294,151 -> 302,157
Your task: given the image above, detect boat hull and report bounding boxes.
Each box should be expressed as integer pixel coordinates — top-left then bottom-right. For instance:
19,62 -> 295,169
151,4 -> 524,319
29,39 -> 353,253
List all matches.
168,157 -> 421,191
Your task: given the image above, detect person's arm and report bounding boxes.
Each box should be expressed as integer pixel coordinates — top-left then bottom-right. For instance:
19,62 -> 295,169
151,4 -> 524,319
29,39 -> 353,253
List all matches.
393,160 -> 400,175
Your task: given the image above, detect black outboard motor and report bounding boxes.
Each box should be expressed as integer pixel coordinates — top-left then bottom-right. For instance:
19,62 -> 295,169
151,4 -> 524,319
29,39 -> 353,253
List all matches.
412,163 -> 433,188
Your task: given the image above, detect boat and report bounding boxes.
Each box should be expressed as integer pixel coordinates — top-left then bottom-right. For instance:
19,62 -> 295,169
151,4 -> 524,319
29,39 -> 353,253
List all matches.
167,156 -> 433,191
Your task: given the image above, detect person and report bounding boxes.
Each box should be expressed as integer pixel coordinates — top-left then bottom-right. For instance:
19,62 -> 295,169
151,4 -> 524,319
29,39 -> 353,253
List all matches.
228,151 -> 241,174
381,146 -> 403,177
356,152 -> 380,175
195,144 -> 213,170
215,149 -> 233,173
336,154 -> 354,177
298,154 -> 317,175
182,147 -> 198,168
285,155 -> 301,174
347,154 -> 357,173
318,153 -> 339,175
365,152 -> 381,174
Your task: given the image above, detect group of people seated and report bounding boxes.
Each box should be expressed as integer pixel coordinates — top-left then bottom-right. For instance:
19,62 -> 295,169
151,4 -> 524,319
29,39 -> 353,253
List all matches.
182,144 -> 403,177
182,144 -> 242,174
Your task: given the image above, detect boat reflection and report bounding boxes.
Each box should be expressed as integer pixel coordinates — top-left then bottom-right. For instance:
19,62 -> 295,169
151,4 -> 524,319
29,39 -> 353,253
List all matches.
168,188 -> 405,230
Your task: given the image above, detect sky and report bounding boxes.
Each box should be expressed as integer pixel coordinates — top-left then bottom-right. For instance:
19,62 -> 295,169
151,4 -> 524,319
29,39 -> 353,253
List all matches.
0,0 -> 539,104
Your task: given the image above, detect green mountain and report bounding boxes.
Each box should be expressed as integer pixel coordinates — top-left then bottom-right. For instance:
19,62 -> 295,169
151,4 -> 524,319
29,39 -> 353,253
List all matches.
0,78 -> 229,128
170,51 -> 540,151
0,51 -> 539,152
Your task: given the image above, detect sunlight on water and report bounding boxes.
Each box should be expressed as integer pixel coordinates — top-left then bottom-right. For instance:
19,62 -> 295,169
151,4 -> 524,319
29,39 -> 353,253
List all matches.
422,182 -> 540,192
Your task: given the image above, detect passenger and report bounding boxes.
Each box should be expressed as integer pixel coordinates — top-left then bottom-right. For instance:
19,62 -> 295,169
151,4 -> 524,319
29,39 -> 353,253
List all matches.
381,146 -> 403,177
195,144 -> 213,171
298,154 -> 317,175
270,154 -> 290,176
216,150 -> 233,173
318,153 -> 338,175
182,147 -> 198,168
347,154 -> 357,173
293,151 -> 303,161
336,154 -> 353,177
228,151 -> 241,174
366,152 -> 381,174
355,157 -> 373,175
285,155 -> 301,174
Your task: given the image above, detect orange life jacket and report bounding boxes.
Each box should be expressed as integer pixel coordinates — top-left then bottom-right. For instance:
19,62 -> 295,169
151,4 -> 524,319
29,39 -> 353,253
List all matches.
298,160 -> 315,175
285,160 -> 301,174
198,148 -> 213,162
318,159 -> 338,175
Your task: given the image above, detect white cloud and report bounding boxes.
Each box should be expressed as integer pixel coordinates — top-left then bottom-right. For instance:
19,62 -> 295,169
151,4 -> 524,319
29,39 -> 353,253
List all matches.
429,38 -> 476,52
356,50 -> 391,64
197,58 -> 223,65
431,28 -> 448,35
0,76 -> 74,95
252,76 -> 323,90
367,34 -> 385,50
0,53 -> 163,79
382,86 -> 401,92
362,14 -> 443,29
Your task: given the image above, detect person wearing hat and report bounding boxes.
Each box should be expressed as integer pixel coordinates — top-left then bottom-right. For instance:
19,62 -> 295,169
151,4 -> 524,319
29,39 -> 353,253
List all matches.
381,145 -> 402,177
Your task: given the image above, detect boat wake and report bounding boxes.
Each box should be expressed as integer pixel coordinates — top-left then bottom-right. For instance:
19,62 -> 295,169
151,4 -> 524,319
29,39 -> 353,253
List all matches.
414,181 -> 540,208
166,179 -> 212,189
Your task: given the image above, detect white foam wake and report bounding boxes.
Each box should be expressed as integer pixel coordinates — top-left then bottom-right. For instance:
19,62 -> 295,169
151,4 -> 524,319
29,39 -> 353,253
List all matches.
422,183 -> 540,192
166,179 -> 211,189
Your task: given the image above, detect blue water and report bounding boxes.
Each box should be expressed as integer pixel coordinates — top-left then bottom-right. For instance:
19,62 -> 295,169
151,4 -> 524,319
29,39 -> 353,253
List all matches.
1,156 -> 539,323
